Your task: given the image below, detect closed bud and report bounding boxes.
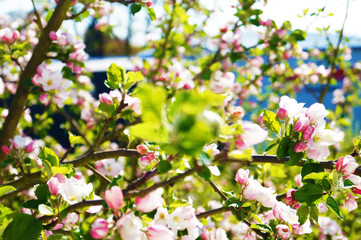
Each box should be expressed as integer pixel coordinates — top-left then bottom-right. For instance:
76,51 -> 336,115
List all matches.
294,142 -> 307,153
136,145 -> 148,155
235,168 -> 249,185
90,218 -> 109,239
1,145 -> 10,155
277,108 -> 288,121
104,186 -> 123,211
302,126 -> 314,140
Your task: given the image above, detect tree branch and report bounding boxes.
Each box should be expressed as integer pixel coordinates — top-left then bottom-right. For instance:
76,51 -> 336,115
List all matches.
0,0 -> 74,162
196,206 -> 230,219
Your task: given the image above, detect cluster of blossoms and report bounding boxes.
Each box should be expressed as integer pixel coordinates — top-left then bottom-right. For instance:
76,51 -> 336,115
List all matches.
2,135 -> 35,155
276,96 -> 343,161
136,144 -> 156,166
236,168 -> 313,239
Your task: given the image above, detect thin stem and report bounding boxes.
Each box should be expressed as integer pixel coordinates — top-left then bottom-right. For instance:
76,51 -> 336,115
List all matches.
86,164 -> 111,184
196,206 -> 230,219
318,0 -> 350,103
31,0 -> 43,29
123,168 -> 158,194
58,110 -> 91,146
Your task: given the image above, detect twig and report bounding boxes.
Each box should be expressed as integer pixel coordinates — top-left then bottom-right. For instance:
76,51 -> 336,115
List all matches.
123,168 -> 158,194
196,206 -> 230,219
31,0 -> 43,29
86,164 -> 111,184
318,0 -> 350,103
58,110 -> 91,146
60,146 -> 73,164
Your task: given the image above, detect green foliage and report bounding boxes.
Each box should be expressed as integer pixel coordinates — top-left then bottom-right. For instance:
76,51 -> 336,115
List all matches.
130,4 -> 142,15
325,196 -> 342,218
293,183 -> 323,205
0,186 -> 16,198
277,136 -> 290,159
39,147 -> 59,167
2,213 -> 42,240
262,109 -> 280,133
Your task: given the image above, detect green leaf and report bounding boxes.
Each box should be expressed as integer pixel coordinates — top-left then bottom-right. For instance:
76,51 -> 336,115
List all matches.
301,162 -> 324,179
197,167 -> 211,181
344,178 -> 355,187
263,109 -> 281,133
310,205 -> 319,223
146,6 -> 156,21
35,184 -> 50,203
296,205 -> 308,225
225,197 -> 241,208
130,3 -> 142,15
3,213 -> 42,240
169,199 -> 190,208
200,152 -> 211,166
123,71 -> 144,90
293,184 -> 323,205
38,204 -> 54,216
22,199 -> 42,210
134,83 -> 166,124
42,159 -> 53,178
68,132 -> 84,146
277,136 -> 290,159
105,63 -> 126,89
250,224 -> 272,232
48,233 -> 64,240
98,102 -> 118,118
303,172 -> 329,180
128,123 -> 168,143
287,142 -> 304,166
39,147 -> 59,167
51,166 -> 74,176
325,196 -> 342,218
158,160 -> 172,173
0,186 -> 16,198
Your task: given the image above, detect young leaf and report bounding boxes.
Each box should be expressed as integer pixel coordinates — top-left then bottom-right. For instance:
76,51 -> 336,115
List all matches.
39,147 -> 59,167
263,110 -> 281,133
287,142 -> 304,166
157,160 -> 172,173
310,205 -> 319,223
35,184 -> 51,203
301,162 -> 324,179
325,196 -> 342,218
197,167 -> 211,181
146,7 -> 156,21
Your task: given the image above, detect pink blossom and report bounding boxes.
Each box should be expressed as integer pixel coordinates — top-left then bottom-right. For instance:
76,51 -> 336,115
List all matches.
146,1 -> 153,8
1,145 -> 10,155
147,225 -> 175,240
235,168 -> 249,185
140,156 -> 151,166
294,116 -> 310,132
39,93 -> 50,106
279,96 -> 305,120
90,218 -> 109,239
276,224 -> 291,239
136,145 -> 148,155
147,151 -> 155,161
258,112 -> 264,126
57,33 -> 67,46
99,93 -> 113,104
236,121 -> 268,150
135,188 -> 164,212
49,31 -> 58,41
25,142 -> 34,153
306,103 -> 329,124
48,177 -> 61,196
302,126 -> 314,141
104,186 -> 123,211
62,212 -> 79,227
344,196 -> 357,211
277,108 -> 288,121
294,142 -> 307,153
336,155 -> 358,176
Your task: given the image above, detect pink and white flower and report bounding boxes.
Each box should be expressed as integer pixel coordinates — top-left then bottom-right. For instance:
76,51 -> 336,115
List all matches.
147,225 -> 175,240
135,188 -> 164,212
90,218 -> 109,239
104,186 -> 123,211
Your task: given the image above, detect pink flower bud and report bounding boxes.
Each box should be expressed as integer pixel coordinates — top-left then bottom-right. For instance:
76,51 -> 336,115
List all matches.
235,168 -> 249,185
302,125 -> 314,141
140,156 -> 151,166
294,142 -> 307,153
147,225 -> 175,240
49,31 -> 58,41
146,1 -> 153,7
39,93 -> 50,106
344,197 -> 357,211
1,145 -> 10,155
54,173 -> 67,183
147,151 -> 155,161
25,142 -> 34,153
47,177 -> 61,195
291,223 -> 300,235
74,66 -> 82,74
135,188 -> 164,212
258,112 -> 264,126
90,218 -> 109,239
294,116 -> 310,132
57,34 -> 67,46
276,29 -> 287,38
336,155 -> 358,175
277,108 -> 288,121
276,224 -> 291,239
99,93 -> 113,105
104,186 -> 124,211
12,30 -> 20,41
136,145 -> 148,155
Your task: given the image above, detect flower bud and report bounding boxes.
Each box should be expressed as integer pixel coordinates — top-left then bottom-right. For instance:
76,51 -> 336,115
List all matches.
235,168 -> 249,185
258,112 -> 264,126
140,156 -> 151,166
294,142 -> 307,153
294,116 -> 310,132
276,224 -> 291,239
136,145 -> 148,155
25,142 -> 34,153
104,186 -> 124,211
1,145 -> 10,155
49,31 -> 58,41
47,177 -> 61,195
135,188 -> 164,212
39,93 -> 50,106
277,108 -> 288,121
90,218 -> 109,239
147,151 -> 155,161
99,93 -> 113,105
302,126 -> 314,141
146,1 -> 153,8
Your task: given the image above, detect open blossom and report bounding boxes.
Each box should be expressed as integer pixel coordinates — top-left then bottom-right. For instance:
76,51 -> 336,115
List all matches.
136,188 -> 164,212
235,168 -> 249,185
59,177 -> 93,204
306,103 -> 329,124
276,224 -> 291,239
90,218 -> 109,239
147,225 -> 175,240
117,213 -> 145,240
9,135 -> 27,149
235,121 -> 268,150
278,96 -> 305,120
272,202 -> 298,225
38,69 -> 62,91
243,178 -> 277,208
336,155 -> 358,176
